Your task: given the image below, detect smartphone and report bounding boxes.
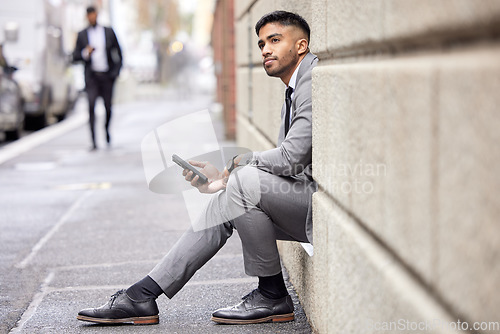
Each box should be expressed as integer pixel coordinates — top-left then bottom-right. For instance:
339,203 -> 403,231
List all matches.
172,154 -> 208,184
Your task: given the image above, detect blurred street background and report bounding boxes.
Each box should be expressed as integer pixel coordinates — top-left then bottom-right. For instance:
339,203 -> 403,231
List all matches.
0,0 -> 314,333
3,0 -> 500,333
0,0 -> 219,143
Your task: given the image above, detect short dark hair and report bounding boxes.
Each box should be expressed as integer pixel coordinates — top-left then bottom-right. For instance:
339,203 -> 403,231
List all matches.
86,6 -> 97,14
255,11 -> 310,42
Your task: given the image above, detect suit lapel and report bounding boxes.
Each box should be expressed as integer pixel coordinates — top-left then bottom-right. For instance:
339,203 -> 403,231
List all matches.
277,52 -> 318,144
83,28 -> 90,46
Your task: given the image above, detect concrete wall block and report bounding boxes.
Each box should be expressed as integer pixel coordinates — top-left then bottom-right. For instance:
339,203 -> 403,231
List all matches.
325,0 -> 500,53
277,241 -> 318,329
235,0 -> 256,20
236,114 -> 275,152
384,0 -> 500,42
236,19 -> 251,67
313,47 -> 500,327
326,0 -> 385,53
251,67 -> 284,142
312,60 -> 436,286
314,192 -> 458,334
310,0 -> 328,55
435,47 -> 500,323
236,68 -> 250,117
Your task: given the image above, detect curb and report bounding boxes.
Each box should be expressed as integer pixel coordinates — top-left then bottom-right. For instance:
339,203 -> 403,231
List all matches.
0,112 -> 88,166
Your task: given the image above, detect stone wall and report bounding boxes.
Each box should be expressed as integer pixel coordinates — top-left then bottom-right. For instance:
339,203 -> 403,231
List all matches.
235,1 -> 500,333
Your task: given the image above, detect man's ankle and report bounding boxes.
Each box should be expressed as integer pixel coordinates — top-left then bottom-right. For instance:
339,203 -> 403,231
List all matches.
126,275 -> 164,301
258,272 -> 289,299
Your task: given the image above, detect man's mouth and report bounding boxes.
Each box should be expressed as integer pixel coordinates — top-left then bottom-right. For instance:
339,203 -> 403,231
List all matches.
264,58 -> 276,66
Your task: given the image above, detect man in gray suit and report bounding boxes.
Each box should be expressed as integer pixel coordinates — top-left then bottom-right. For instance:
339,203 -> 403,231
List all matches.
77,11 -> 318,326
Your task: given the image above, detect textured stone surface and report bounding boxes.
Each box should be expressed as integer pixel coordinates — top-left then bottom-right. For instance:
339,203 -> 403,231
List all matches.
235,19 -> 251,67
384,0 -> 500,41
235,0 -> 256,20
326,0 -> 384,53
322,0 -> 500,54
236,68 -> 250,117
312,58 -> 435,286
278,241 -> 316,328
251,68 -> 284,143
236,114 -> 275,153
310,0 -> 328,55
435,47 -> 500,324
313,192 -> 458,334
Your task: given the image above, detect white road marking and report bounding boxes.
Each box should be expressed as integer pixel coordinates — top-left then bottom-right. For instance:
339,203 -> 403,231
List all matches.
9,272 -> 55,333
15,189 -> 93,269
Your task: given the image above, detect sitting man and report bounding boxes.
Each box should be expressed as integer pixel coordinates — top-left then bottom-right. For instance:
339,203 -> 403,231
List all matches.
77,10 -> 318,325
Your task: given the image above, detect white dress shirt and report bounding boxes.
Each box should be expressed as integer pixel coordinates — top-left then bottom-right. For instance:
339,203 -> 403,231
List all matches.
83,25 -> 109,72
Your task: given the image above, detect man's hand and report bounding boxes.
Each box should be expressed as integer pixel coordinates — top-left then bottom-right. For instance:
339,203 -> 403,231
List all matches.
86,45 -> 95,55
183,160 -> 226,194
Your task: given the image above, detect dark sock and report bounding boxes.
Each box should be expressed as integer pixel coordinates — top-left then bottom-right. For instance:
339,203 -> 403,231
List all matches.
258,271 -> 288,299
126,275 -> 164,301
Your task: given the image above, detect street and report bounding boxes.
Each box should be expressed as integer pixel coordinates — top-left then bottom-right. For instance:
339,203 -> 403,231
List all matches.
0,88 -> 311,333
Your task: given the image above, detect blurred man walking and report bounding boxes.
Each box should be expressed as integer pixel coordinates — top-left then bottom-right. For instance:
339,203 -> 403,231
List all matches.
73,6 -> 122,150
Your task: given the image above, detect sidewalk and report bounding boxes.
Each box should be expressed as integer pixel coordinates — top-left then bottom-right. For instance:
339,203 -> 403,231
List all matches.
4,86 -> 312,333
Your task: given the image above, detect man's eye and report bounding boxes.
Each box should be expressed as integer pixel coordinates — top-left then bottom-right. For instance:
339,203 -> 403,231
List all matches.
272,38 -> 280,43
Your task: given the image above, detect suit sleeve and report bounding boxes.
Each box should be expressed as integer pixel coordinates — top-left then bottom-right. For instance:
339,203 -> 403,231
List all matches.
242,70 -> 313,177
108,28 -> 123,78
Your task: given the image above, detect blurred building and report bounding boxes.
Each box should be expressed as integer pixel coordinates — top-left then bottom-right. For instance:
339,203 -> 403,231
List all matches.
211,0 -> 235,140
226,1 -> 500,333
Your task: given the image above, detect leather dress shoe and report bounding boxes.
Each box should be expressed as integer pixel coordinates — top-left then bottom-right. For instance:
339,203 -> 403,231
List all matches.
211,289 -> 294,324
77,289 -> 159,325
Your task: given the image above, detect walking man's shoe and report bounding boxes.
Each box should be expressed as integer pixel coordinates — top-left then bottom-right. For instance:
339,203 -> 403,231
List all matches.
77,290 -> 159,325
211,289 -> 294,324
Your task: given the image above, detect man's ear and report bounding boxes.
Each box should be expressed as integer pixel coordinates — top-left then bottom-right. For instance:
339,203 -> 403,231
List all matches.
297,38 -> 309,55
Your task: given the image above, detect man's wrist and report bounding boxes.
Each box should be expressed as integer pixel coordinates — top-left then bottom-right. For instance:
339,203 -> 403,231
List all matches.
225,155 -> 240,174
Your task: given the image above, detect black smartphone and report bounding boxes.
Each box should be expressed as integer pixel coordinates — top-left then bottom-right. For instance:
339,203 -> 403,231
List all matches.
172,154 -> 208,184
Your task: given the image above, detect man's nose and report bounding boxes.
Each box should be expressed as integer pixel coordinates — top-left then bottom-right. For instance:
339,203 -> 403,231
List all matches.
261,45 -> 271,58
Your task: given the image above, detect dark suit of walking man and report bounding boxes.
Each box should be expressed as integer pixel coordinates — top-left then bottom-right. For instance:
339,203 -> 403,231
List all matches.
73,6 -> 122,150
77,11 -> 317,326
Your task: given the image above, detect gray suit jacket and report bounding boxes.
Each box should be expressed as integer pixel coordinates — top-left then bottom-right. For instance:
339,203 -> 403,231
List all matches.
244,52 -> 319,243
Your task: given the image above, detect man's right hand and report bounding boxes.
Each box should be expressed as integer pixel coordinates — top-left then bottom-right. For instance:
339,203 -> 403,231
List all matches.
86,45 -> 95,55
182,161 -> 226,194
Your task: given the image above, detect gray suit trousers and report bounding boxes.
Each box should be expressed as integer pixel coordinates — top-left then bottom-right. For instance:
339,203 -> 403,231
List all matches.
148,166 -> 314,298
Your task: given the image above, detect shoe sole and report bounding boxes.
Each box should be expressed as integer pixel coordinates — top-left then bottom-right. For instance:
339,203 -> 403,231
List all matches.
211,313 -> 294,325
77,314 -> 159,325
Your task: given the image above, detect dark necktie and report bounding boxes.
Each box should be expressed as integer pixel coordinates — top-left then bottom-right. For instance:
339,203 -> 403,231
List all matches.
284,87 -> 294,137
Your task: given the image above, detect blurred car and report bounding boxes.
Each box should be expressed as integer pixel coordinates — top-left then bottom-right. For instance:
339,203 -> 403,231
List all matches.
0,66 -> 24,140
0,0 -> 76,130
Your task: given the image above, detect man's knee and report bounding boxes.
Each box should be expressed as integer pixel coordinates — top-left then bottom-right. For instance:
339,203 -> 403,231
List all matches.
226,166 -> 261,197
225,166 -> 262,217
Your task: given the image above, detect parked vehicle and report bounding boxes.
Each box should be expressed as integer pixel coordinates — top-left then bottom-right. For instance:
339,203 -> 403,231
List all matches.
0,0 -> 76,130
0,65 -> 24,140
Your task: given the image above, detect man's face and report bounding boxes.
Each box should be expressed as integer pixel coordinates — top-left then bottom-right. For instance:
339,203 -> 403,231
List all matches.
257,23 -> 305,84
87,12 -> 97,26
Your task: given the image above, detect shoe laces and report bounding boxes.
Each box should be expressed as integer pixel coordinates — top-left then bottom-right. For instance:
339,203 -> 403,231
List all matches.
109,289 -> 126,307
241,289 -> 259,301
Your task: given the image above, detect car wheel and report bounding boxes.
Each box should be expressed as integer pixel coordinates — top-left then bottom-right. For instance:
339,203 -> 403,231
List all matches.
24,112 -> 47,130
5,127 -> 21,141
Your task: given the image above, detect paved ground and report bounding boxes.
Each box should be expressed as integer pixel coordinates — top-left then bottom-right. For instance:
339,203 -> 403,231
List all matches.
0,86 -> 312,333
